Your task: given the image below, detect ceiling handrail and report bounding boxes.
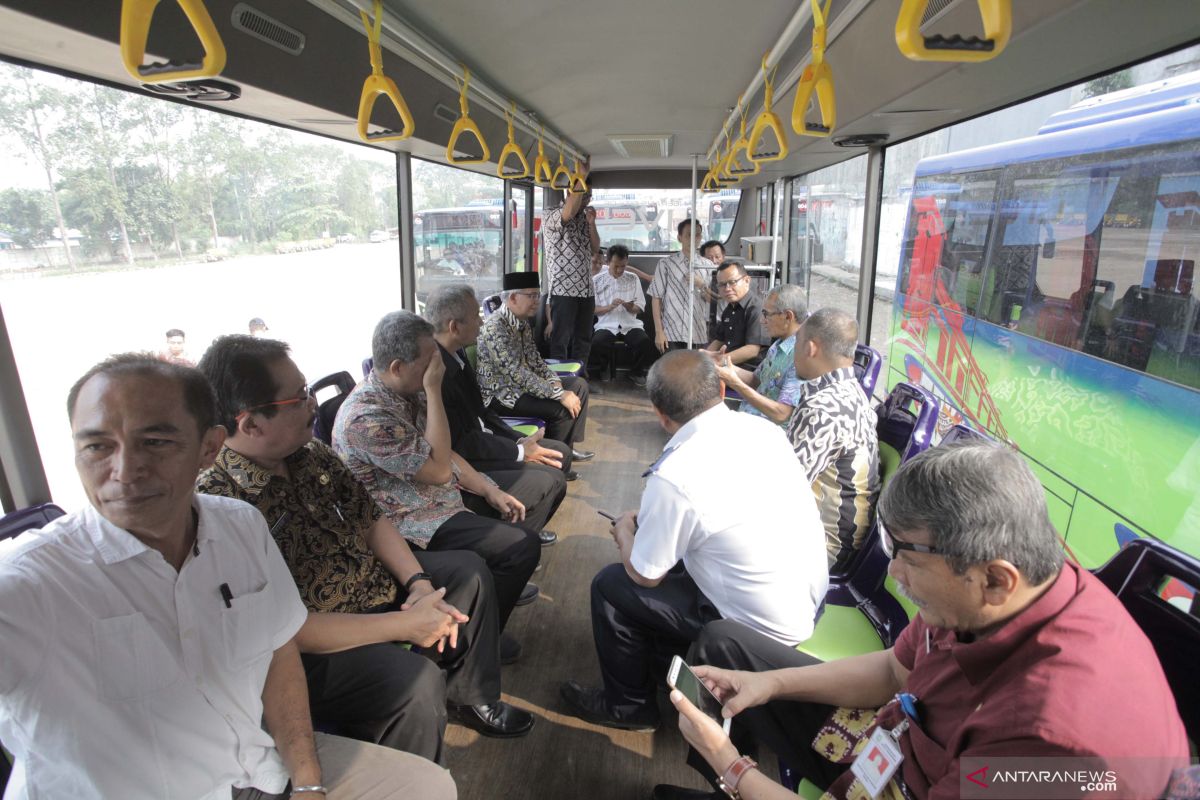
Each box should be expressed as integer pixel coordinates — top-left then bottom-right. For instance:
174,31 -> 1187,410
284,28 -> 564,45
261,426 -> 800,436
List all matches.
355,0 -> 415,142
120,0 -> 227,84
446,65 -> 491,165
791,0 -> 835,137
497,102 -> 530,179
896,0 -> 1011,62
747,55 -> 789,163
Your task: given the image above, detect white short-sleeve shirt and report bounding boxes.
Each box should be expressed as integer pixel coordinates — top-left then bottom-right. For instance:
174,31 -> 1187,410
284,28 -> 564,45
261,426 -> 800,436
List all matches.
0,494 -> 308,800
630,404 -> 828,645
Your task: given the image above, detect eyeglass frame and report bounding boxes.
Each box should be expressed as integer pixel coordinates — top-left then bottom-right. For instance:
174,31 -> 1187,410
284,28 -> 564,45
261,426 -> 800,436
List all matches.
878,516 -> 940,559
715,276 -> 749,289
761,308 -> 789,318
237,383 -> 313,420
510,290 -> 541,299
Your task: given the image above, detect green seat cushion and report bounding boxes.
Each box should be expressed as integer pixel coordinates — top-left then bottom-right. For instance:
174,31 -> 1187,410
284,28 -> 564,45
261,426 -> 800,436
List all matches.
549,361 -> 582,374
465,344 -> 478,371
511,424 -> 540,437
795,604 -> 885,662
797,779 -> 824,799
879,442 -> 902,488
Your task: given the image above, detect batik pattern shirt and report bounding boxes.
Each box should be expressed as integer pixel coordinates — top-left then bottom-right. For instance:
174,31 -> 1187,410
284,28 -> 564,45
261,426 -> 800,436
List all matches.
476,305 -> 563,408
543,205 -> 594,298
332,370 -> 465,548
647,251 -> 712,345
196,441 -> 398,613
785,366 -> 880,569
740,333 -> 804,425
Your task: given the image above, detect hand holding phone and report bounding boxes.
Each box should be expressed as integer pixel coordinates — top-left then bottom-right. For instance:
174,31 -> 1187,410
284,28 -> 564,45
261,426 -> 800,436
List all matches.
668,655 -> 731,734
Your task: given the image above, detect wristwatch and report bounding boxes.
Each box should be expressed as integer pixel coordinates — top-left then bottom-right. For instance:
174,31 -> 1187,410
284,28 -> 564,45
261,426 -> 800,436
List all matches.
716,755 -> 757,799
403,572 -> 434,592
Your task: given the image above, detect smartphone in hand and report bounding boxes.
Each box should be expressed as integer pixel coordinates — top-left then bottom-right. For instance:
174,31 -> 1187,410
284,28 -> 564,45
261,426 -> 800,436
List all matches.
668,655 -> 732,734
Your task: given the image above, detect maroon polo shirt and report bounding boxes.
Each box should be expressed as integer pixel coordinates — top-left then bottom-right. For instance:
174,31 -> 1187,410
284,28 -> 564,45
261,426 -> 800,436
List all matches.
881,561 -> 1188,799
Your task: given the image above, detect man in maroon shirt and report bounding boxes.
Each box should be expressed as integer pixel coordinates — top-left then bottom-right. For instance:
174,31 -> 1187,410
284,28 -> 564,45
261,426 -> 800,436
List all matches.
653,442 -> 1189,800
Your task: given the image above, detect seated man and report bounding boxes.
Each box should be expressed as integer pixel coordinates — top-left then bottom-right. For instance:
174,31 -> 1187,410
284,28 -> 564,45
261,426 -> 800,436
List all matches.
335,311 -> 543,639
477,272 -> 594,461
590,244 -> 658,385
658,442 -> 1189,800
788,308 -> 880,570
560,351 -> 827,731
425,284 -> 570,541
706,262 -> 768,367
196,335 -> 534,753
699,240 -> 726,339
712,284 -> 808,425
0,354 -> 454,799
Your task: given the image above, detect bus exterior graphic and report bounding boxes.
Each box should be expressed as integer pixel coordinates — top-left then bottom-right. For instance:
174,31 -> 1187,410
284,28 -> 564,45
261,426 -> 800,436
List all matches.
886,71 -> 1200,572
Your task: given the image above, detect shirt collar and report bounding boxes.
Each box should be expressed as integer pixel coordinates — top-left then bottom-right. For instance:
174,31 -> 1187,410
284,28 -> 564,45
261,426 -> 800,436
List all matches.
83,497 -> 215,566
498,304 -> 526,329
950,562 -> 1079,684
809,365 -> 856,390
664,403 -> 729,452
212,443 -> 292,498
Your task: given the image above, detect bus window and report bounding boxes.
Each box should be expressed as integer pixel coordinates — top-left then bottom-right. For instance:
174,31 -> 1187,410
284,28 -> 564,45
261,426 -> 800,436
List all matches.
590,189 -> 723,252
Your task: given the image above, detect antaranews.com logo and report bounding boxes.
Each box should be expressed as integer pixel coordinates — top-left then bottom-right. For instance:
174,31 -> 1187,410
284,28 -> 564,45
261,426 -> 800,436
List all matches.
959,757 -> 1185,799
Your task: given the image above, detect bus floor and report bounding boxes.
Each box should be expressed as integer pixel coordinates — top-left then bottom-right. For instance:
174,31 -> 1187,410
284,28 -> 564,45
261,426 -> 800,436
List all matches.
442,378 -> 717,800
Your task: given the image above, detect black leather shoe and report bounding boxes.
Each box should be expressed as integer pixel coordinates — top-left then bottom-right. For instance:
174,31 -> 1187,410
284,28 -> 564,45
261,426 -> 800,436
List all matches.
516,582 -> 539,606
565,470 -> 579,482
559,680 -> 658,731
452,701 -> 534,738
572,449 -> 596,461
500,632 -> 521,665
539,530 -> 558,546
651,786 -> 720,800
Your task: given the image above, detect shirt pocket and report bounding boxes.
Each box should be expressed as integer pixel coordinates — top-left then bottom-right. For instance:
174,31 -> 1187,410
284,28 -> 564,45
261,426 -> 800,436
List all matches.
221,582 -> 275,668
92,612 -> 181,701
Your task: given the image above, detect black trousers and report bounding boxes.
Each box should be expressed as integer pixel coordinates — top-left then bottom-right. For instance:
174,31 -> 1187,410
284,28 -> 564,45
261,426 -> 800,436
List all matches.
590,563 -> 722,721
469,436 -> 573,475
548,295 -> 596,377
492,376 -> 589,449
685,618 -> 844,791
300,549 -> 500,765
427,510 -> 540,632
589,328 -> 657,377
462,459 -> 567,535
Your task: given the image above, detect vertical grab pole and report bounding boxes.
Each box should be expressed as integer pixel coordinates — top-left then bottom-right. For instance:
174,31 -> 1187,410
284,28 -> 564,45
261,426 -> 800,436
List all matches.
689,154 -> 699,350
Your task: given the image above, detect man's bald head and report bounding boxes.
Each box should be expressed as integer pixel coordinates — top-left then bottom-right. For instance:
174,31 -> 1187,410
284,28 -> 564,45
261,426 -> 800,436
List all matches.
802,308 -> 858,362
646,350 -> 722,425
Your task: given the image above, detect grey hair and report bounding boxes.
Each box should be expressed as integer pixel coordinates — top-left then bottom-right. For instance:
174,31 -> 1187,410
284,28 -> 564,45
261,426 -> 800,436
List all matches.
425,284 -> 479,333
878,441 -> 1064,584
802,307 -> 858,360
767,283 -> 809,322
646,350 -> 722,424
372,310 -> 434,370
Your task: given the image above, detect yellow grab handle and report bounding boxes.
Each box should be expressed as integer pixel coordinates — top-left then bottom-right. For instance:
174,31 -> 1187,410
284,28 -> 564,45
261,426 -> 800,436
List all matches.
533,132 -> 553,185
497,105 -> 530,179
701,168 -> 720,193
569,159 -> 589,194
748,55 -> 788,163
356,0 -> 415,142
896,0 -> 1011,62
727,103 -> 760,176
550,151 -> 571,190
792,0 -> 835,137
446,66 -> 490,164
120,0 -> 226,84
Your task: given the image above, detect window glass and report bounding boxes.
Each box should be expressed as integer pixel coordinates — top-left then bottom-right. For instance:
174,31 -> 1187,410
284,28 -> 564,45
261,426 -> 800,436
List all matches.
509,186 -> 528,273
592,189 -> 726,252
0,63 -> 400,509
411,159 -> 504,307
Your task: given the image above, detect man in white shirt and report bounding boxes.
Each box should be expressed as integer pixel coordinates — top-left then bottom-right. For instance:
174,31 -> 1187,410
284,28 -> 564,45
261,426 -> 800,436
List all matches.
559,351 -> 827,731
0,354 -> 454,800
589,244 -> 658,384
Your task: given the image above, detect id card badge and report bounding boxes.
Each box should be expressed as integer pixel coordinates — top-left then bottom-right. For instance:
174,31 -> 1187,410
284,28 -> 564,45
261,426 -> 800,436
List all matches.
850,724 -> 905,798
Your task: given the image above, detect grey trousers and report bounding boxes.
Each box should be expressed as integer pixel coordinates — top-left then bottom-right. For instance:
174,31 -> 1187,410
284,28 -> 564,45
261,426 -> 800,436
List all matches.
232,732 -> 456,800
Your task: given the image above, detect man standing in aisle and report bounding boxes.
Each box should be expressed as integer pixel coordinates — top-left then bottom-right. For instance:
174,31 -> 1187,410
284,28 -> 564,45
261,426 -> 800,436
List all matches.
648,219 -> 714,353
543,171 -> 600,377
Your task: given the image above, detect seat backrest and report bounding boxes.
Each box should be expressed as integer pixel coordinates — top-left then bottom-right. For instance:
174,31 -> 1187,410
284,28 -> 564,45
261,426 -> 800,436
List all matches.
1093,537 -> 1200,743
940,422 -> 989,446
361,357 -> 374,378
0,503 -> 66,542
310,370 -> 357,446
876,382 -> 940,464
482,294 -> 502,315
852,344 -> 882,399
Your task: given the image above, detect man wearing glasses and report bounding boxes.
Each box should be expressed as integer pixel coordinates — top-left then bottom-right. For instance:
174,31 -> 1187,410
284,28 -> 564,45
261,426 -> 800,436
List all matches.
705,262 -> 768,368
653,442 -> 1189,800
476,271 -> 593,460
196,335 -> 534,763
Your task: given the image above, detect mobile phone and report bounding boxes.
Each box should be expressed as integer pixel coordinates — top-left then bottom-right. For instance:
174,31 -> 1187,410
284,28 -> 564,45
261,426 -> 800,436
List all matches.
596,509 -> 616,521
667,655 -> 731,734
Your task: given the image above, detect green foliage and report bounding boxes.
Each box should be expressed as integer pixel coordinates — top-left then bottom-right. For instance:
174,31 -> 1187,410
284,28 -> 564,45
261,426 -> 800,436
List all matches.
0,188 -> 55,247
1082,69 -> 1134,99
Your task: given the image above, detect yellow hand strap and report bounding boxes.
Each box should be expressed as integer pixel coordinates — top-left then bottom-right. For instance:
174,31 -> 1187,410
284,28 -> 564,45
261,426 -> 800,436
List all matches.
550,149 -> 571,190
355,0 -> 415,142
446,65 -> 491,164
748,54 -> 788,163
896,0 -> 1011,62
497,103 -> 530,179
727,98 -> 760,177
120,0 -> 226,84
792,0 -> 836,137
569,159 -> 589,194
533,127 -> 553,185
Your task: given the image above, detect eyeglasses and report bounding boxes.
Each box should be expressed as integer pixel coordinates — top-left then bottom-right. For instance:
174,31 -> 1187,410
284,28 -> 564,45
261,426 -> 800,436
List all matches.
238,384 -> 313,419
878,517 -> 940,559
512,290 -> 541,299
716,277 -> 747,289
761,309 -> 787,318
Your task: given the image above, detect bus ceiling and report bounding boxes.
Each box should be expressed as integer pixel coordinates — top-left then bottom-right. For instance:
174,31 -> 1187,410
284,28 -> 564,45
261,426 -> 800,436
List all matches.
0,1 -> 1196,186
